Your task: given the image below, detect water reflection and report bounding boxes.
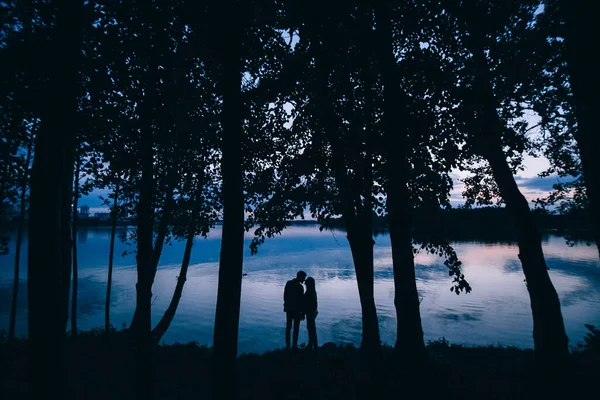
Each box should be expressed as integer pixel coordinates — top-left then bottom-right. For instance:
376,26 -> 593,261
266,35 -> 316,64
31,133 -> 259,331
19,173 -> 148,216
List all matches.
0,225 -> 598,354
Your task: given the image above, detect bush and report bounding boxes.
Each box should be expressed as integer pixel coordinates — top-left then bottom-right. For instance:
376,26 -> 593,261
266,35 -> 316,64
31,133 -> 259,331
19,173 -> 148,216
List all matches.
577,324 -> 600,354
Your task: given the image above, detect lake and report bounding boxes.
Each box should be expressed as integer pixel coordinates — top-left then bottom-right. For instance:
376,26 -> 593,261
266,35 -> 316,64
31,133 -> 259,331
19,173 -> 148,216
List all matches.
1,225 -> 599,354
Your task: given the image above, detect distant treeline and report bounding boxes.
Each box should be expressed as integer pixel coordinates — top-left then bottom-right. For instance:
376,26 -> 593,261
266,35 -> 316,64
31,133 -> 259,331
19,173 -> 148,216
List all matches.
324,207 -> 594,243
3,216 -> 134,228
52,209 -> 596,242
5,208 -> 591,243
76,218 -> 132,227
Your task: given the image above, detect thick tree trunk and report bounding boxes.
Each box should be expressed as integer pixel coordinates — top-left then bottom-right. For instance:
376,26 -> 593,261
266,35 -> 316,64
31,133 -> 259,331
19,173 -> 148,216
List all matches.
105,182 -> 119,334
27,2 -> 81,398
8,135 -> 33,342
560,0 -> 600,257
28,124 -> 73,400
310,26 -> 383,355
387,188 -> 425,355
485,142 -> 570,365
330,149 -> 382,354
71,157 -> 81,338
346,221 -> 381,352
212,15 -> 244,399
374,2 -> 426,357
464,25 -> 570,366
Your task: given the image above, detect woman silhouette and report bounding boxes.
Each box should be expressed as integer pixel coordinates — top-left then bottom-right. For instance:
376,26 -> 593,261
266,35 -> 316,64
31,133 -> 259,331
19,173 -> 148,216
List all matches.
303,277 -> 319,352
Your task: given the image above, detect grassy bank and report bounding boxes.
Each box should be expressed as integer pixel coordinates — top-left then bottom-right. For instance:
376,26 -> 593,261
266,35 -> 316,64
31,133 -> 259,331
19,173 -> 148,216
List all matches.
1,327 -> 599,400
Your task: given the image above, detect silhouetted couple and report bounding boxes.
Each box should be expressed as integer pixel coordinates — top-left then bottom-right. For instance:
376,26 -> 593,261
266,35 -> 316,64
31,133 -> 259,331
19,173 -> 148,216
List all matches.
283,270 -> 318,352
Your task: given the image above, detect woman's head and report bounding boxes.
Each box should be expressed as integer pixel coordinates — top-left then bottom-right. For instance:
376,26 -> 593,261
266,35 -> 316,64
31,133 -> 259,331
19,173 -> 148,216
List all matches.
305,276 -> 316,291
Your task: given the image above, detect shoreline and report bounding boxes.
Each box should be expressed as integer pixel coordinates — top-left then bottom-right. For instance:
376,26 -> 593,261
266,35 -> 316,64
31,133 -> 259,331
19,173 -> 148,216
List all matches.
1,327 -> 598,399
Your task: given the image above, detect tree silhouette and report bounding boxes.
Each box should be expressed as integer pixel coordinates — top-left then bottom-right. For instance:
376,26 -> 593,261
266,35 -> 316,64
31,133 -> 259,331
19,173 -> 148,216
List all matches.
445,0 -> 569,367
531,0 -> 600,257
26,1 -> 84,398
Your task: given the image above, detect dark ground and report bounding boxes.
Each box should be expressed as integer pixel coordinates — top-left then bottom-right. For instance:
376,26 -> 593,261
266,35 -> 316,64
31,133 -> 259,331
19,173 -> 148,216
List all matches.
1,327 -> 598,400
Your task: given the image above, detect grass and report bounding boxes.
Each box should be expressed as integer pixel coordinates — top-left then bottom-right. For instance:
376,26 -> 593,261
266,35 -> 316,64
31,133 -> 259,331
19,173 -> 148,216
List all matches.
1,327 -> 599,400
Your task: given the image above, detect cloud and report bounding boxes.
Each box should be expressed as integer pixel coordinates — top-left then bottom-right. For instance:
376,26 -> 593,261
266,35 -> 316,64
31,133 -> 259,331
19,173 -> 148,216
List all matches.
514,175 -> 574,193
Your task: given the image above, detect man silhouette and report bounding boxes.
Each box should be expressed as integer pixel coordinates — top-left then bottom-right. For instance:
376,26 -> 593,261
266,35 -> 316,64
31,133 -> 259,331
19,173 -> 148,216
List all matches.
283,270 -> 306,351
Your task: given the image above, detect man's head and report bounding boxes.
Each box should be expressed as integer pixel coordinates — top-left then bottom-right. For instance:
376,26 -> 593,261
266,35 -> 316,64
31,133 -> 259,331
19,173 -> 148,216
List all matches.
296,270 -> 307,283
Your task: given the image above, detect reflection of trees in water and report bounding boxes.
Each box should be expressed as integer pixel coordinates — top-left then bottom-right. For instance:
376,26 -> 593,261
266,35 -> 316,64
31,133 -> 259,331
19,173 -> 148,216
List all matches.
75,277 -> 121,317
0,276 -> 120,317
0,281 -> 28,313
77,228 -> 88,243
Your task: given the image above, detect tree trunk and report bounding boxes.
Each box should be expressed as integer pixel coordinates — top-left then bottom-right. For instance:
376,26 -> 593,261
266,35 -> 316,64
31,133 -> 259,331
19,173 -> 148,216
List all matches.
134,118 -> 155,400
0,163 -> 7,255
560,0 -> 600,257
105,181 -> 120,335
149,186 -> 177,278
27,2 -> 82,398
152,220 -> 196,343
330,146 -> 382,354
346,220 -> 381,352
309,24 -> 383,354
130,182 -> 177,331
469,42 -> 569,366
71,157 -> 81,338
485,142 -> 570,365
212,14 -> 244,400
8,133 -> 33,342
387,188 -> 425,355
152,178 -> 204,343
374,2 -> 426,357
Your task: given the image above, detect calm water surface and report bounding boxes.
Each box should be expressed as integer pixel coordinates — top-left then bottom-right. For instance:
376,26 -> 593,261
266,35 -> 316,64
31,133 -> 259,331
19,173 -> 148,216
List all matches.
1,225 -> 599,354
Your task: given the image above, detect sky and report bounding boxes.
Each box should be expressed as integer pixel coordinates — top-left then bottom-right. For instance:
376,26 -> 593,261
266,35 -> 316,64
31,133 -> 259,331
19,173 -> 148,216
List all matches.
80,153 -> 570,217
448,155 -> 559,207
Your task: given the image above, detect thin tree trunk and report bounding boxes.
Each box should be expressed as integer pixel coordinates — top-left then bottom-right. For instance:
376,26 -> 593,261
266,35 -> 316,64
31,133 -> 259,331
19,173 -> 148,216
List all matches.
105,181 -> 120,335
149,184 -> 177,276
8,134 -> 33,342
27,2 -> 82,398
374,2 -> 426,357
153,177 -> 204,342
212,14 -> 244,399
151,232 -> 194,343
71,156 -> 80,338
152,217 -> 196,343
560,0 -> 600,257
134,116 -> 155,400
